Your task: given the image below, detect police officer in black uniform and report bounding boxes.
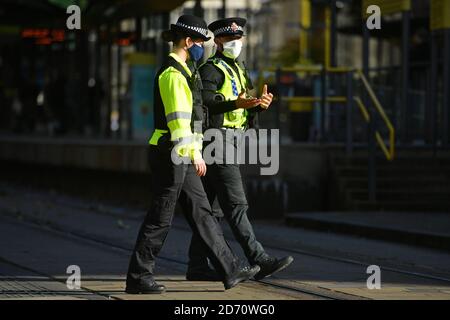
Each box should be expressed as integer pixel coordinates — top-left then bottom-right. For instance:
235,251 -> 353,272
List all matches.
186,17 -> 293,281
126,15 -> 260,294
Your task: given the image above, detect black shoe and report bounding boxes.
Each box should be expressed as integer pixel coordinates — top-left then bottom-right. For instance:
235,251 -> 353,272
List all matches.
254,256 -> 294,280
224,265 -> 260,290
125,279 -> 166,294
186,267 -> 221,281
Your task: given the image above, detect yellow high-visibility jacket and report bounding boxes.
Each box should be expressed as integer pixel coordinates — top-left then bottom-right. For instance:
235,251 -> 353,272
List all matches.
149,53 -> 203,161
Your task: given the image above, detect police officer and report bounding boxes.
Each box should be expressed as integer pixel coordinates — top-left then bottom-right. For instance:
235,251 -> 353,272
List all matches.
186,17 -> 293,281
126,15 -> 260,294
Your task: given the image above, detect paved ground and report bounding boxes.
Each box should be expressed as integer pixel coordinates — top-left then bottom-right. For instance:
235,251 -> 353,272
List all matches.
1,182 -> 450,300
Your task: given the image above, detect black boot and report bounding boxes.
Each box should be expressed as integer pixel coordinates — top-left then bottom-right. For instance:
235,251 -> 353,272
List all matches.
224,265 -> 260,290
125,278 -> 166,294
186,265 -> 221,281
254,256 -> 294,280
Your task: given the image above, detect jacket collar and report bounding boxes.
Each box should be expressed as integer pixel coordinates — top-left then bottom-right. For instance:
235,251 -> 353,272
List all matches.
169,52 -> 192,77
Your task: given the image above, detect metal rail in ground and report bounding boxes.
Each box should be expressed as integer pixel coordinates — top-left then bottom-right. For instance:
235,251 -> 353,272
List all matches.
0,213 -> 351,300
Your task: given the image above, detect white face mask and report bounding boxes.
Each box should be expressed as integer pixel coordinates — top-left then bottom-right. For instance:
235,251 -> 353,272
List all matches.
222,39 -> 243,59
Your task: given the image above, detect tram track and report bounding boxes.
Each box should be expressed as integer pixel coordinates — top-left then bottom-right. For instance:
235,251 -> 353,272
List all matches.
48,196 -> 450,285
2,189 -> 450,299
0,211 -> 350,300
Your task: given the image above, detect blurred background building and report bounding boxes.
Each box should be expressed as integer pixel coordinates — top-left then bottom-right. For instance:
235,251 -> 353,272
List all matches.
0,0 -> 449,215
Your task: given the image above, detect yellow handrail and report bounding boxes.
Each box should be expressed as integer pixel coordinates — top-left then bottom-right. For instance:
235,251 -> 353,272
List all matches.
283,96 -> 347,103
375,132 -> 392,161
262,66 -> 323,73
260,66 -> 353,73
355,70 -> 395,160
257,66 -> 396,161
327,67 -> 352,73
353,96 -> 370,122
353,96 -> 394,161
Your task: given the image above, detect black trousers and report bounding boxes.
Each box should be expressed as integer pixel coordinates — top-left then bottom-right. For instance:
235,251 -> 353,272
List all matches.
188,132 -> 267,269
126,145 -> 239,285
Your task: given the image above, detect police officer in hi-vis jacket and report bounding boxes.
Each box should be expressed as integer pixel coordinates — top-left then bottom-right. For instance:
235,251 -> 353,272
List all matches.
126,15 -> 260,294
186,17 -> 294,282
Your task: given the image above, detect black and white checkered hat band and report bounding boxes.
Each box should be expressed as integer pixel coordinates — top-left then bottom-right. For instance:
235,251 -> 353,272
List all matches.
175,22 -> 208,37
213,25 -> 244,36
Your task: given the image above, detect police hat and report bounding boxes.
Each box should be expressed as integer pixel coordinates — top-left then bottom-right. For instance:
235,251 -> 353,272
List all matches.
208,17 -> 246,38
162,15 -> 211,42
